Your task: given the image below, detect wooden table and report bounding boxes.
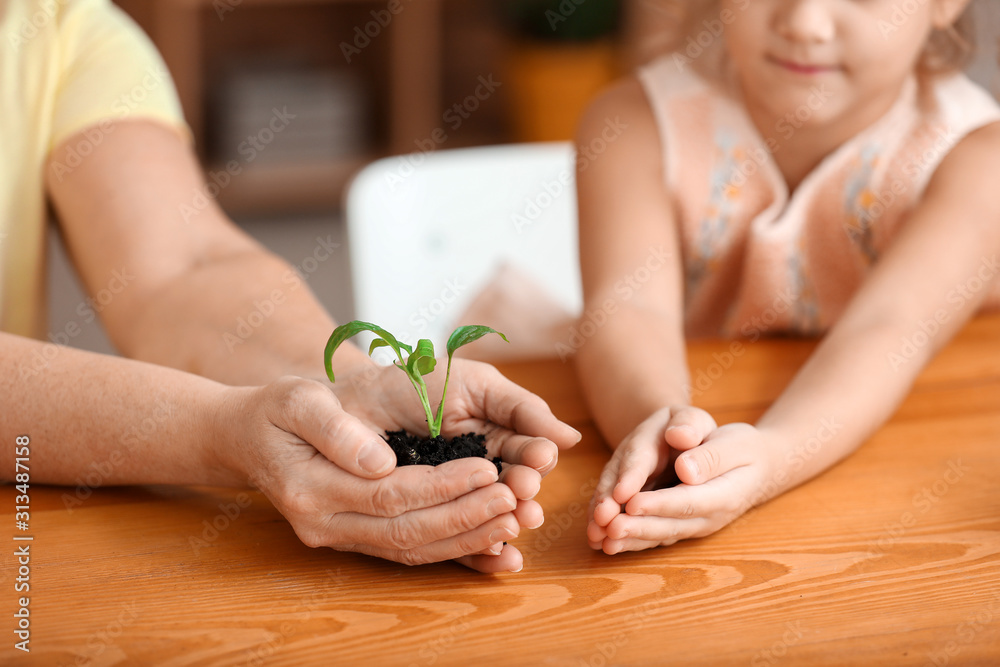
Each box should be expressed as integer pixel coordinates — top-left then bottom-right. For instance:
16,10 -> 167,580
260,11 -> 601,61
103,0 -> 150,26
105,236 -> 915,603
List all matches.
4,315 -> 999,665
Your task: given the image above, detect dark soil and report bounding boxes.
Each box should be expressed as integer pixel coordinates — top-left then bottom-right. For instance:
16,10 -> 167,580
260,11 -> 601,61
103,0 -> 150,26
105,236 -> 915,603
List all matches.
384,430 -> 502,475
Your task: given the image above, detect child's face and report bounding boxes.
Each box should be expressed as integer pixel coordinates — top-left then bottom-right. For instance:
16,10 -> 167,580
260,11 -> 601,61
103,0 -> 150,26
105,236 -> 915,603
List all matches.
722,0 -> 966,131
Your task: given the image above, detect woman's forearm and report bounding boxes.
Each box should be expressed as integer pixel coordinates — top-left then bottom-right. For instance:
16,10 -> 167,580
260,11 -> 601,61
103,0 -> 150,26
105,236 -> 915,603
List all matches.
44,120 -> 372,388
122,246 -> 372,386
1,331 -> 237,486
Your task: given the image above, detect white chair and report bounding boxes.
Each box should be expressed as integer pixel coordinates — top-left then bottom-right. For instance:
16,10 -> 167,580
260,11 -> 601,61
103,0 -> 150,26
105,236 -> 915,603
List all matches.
345,142 -> 582,360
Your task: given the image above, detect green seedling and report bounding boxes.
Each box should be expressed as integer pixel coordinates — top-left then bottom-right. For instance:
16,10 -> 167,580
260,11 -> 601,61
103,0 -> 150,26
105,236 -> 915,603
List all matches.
324,322 -> 508,439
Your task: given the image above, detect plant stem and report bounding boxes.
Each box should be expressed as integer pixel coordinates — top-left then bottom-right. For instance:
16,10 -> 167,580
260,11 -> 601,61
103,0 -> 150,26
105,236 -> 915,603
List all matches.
415,376 -> 438,438
431,354 -> 455,438
396,362 -> 437,438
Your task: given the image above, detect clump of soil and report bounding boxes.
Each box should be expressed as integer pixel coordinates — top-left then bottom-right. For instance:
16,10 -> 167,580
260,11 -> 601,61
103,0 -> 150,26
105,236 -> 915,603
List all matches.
384,430 -> 502,475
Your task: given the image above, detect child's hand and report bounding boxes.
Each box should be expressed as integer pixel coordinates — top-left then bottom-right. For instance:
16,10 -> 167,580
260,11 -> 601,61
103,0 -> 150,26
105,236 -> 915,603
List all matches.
587,407 -> 775,554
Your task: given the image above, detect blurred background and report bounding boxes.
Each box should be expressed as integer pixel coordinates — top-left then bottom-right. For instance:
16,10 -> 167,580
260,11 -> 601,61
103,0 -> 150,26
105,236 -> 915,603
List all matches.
49,0 -> 1000,355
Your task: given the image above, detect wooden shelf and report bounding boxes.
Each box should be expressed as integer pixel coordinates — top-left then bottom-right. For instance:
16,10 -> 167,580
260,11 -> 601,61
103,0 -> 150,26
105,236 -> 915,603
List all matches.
148,0 -> 441,150
116,0 -> 443,216
210,155 -> 371,216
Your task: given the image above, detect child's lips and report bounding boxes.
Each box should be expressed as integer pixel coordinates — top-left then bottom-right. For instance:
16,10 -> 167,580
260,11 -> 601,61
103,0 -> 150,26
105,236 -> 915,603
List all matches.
769,56 -> 840,75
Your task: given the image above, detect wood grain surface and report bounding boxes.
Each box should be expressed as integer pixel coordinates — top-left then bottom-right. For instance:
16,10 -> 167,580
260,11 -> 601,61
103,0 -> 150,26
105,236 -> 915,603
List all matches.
3,316 -> 999,666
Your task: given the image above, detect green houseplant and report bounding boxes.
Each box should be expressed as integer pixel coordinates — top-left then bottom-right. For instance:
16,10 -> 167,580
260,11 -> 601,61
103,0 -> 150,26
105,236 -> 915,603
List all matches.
504,0 -> 620,42
325,321 -> 508,470
499,0 -> 621,142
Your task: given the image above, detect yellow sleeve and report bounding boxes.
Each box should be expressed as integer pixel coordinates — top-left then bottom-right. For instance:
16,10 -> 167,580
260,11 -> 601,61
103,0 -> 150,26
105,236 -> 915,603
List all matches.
49,0 -> 191,152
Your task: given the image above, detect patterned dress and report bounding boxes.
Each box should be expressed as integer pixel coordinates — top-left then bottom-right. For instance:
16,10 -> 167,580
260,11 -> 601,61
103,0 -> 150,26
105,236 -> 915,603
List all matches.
638,57 -> 1000,338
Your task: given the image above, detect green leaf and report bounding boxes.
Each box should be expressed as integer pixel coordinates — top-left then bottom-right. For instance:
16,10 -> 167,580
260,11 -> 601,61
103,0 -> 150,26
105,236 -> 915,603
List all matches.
446,325 -> 509,359
431,325 -> 508,436
324,320 -> 410,383
406,339 -> 437,378
324,321 -> 508,441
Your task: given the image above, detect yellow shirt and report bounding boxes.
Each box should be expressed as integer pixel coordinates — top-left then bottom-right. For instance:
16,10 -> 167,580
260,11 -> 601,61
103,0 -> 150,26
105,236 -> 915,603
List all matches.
1,0 -> 186,338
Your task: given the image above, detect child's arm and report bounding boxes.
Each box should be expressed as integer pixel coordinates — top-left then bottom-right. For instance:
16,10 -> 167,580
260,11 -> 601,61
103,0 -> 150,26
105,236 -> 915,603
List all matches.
574,78 -> 691,444
574,79 -> 717,547
588,114 -> 1000,554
